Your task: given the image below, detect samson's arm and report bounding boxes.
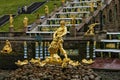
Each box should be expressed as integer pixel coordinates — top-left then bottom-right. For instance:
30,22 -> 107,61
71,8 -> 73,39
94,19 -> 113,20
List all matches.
61,27 -> 67,37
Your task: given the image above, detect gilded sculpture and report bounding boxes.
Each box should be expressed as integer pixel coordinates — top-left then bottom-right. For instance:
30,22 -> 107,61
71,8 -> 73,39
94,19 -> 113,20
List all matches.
61,0 -> 65,3
9,14 -> 14,27
61,0 -> 65,6
48,20 -> 68,62
15,60 -> 29,66
90,2 -> 94,12
1,40 -> 12,54
44,5 -> 49,17
82,59 -> 94,64
23,16 -> 28,27
84,23 -> 100,36
71,15 -> 76,27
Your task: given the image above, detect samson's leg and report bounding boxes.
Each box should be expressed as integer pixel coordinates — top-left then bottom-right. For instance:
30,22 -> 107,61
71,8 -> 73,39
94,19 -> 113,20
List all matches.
59,43 -> 68,58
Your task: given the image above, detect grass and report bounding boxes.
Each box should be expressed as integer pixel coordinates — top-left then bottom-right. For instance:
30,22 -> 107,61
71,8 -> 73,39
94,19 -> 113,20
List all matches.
35,0 -> 61,15
0,0 -> 45,16
0,0 -> 61,32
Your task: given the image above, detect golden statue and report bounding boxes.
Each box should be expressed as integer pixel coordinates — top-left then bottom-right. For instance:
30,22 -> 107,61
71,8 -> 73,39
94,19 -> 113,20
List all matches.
90,2 -> 94,12
9,14 -> 14,27
82,59 -> 94,64
97,0 -> 102,8
61,0 -> 65,6
29,58 -> 41,64
77,8 -> 80,12
1,40 -> 12,54
15,21 -> 82,67
48,20 -> 68,62
84,23 -> 100,36
62,58 -> 80,68
61,0 -> 65,3
15,60 -> 28,66
23,16 -> 28,27
71,15 -> 76,27
44,5 -> 49,17
106,43 -> 115,49
36,13 -> 40,19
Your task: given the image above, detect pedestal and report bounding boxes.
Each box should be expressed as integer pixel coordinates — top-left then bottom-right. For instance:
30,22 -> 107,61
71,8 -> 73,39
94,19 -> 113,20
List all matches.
54,4 -> 57,12
45,13 -> 48,18
23,27 -> 27,32
36,19 -> 41,25
90,12 -> 93,16
9,25 -> 14,32
82,14 -> 86,23
9,26 -> 14,37
70,26 -> 76,37
61,2 -> 65,7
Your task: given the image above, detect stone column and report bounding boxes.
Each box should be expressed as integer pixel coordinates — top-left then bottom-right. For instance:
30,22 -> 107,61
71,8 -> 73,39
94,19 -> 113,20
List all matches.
44,5 -> 49,18
23,27 -> 28,32
97,0 -> 102,10
82,13 -> 86,23
9,25 -> 14,37
70,25 -> 76,37
9,25 -> 14,32
99,10 -> 103,31
54,3 -> 57,12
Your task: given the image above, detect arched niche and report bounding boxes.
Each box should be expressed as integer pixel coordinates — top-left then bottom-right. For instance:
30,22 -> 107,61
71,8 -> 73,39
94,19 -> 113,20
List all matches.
102,15 -> 106,25
109,9 -> 112,22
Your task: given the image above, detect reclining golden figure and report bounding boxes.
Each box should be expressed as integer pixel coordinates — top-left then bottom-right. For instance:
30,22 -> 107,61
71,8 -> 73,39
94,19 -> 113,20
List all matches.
1,40 -> 12,54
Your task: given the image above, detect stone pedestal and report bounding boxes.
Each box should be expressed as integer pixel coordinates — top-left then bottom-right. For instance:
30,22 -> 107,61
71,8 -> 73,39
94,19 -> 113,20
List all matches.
61,2 -> 65,7
36,19 -> 41,25
82,17 -> 86,23
82,13 -> 86,23
9,26 -> 14,37
9,25 -> 14,32
45,13 -> 49,18
54,4 -> 57,12
23,27 -> 27,32
90,12 -> 94,16
70,26 -> 76,37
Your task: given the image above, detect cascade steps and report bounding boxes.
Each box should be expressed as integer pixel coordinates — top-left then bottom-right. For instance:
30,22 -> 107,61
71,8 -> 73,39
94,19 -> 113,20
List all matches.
94,32 -> 120,58
28,0 -> 99,36
90,32 -> 120,70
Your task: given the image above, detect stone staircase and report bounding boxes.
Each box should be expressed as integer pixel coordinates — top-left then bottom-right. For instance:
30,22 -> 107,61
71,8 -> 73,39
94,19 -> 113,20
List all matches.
94,32 -> 120,58
27,0 -> 99,37
89,32 -> 120,70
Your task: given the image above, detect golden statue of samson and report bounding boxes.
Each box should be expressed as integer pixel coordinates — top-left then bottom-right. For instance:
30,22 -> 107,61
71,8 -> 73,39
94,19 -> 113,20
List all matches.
48,20 -> 68,60
15,20 -> 81,67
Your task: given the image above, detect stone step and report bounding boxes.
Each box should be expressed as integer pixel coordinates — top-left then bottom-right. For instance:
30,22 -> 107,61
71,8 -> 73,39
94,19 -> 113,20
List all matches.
94,49 -> 120,53
101,39 -> 120,42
